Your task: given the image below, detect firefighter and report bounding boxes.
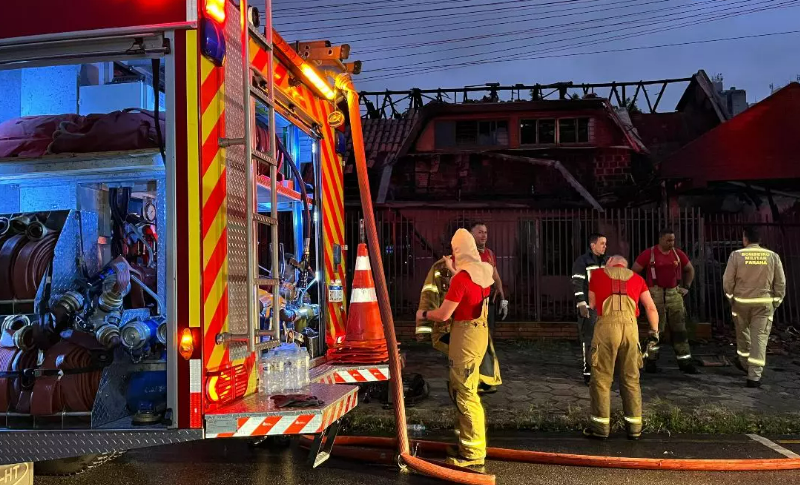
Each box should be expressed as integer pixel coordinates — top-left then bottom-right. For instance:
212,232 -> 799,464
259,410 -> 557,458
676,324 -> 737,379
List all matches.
416,254 -> 502,393
415,228 -> 495,468
585,255 -> 660,440
723,226 -> 786,388
632,228 -> 699,374
470,222 -> 509,330
571,233 -> 608,385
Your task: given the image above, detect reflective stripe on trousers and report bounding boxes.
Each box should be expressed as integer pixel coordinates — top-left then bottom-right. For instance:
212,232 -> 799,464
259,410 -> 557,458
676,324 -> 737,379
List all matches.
731,302 -> 774,381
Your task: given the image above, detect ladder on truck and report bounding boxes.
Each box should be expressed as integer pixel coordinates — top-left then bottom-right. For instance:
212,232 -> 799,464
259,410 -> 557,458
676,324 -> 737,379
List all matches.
220,0 -> 281,359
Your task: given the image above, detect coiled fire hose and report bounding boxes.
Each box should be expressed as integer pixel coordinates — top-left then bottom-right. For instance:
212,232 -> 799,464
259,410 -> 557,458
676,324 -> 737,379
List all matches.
336,74 -> 495,485
330,74 -> 800,477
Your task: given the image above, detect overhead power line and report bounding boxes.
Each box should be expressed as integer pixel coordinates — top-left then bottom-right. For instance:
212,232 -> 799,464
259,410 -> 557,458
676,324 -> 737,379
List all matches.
339,0 -> 657,49
361,0 -> 796,75
355,0 -> 714,61
359,2 -> 799,81
358,30 -> 800,83
277,0 -> 593,32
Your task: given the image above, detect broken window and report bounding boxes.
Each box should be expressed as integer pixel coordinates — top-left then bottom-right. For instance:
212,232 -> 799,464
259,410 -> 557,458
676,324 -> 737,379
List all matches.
538,119 -> 556,144
520,119 -> 537,144
443,120 -> 509,147
559,119 -> 577,143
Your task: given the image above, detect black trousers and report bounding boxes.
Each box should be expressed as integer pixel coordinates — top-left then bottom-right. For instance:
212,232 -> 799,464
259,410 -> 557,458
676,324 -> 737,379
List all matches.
577,309 -> 598,376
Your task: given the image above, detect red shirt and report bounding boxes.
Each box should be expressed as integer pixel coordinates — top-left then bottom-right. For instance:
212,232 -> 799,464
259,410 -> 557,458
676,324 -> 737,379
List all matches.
634,247 -> 689,288
444,271 -> 491,321
590,268 -> 649,317
478,247 -> 496,266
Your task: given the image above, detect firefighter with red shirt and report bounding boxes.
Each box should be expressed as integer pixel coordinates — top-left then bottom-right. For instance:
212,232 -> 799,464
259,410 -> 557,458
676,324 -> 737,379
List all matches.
632,228 -> 699,374
470,222 -> 508,325
586,255 -> 660,440
416,228 -> 495,469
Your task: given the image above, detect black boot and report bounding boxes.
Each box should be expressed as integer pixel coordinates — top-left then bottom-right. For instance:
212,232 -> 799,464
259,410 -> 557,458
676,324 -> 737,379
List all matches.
733,359 -> 748,374
746,379 -> 761,388
645,360 -> 660,374
583,374 -> 591,386
679,361 -> 700,374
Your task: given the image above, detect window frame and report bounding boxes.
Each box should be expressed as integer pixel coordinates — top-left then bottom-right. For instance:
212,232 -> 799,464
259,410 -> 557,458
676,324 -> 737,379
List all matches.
519,116 -> 592,146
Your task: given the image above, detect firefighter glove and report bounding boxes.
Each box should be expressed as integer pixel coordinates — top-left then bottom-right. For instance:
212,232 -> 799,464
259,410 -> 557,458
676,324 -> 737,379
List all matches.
645,331 -> 659,356
578,302 -> 590,319
498,300 -> 509,320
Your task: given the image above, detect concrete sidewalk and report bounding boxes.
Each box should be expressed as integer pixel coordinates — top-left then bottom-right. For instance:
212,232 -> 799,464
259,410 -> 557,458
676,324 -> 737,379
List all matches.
346,340 -> 800,435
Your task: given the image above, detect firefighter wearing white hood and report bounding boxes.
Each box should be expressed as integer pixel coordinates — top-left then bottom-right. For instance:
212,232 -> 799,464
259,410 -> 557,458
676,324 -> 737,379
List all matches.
416,228 -> 494,469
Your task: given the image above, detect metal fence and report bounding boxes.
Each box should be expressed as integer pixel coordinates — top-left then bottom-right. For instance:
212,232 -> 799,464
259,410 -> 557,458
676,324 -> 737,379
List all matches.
344,208 -> 799,331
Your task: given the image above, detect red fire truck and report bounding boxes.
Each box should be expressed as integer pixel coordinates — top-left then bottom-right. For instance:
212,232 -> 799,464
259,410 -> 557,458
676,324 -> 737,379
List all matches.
0,0 -> 385,475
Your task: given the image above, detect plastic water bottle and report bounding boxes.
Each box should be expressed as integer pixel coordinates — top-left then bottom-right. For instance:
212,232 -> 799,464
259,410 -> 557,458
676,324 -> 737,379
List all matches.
299,348 -> 310,389
407,424 -> 426,437
259,354 -> 270,394
268,351 -> 285,395
283,345 -> 299,392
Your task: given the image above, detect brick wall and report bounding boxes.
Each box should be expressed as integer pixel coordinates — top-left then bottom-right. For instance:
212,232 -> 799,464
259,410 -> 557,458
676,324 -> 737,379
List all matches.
394,320 -> 711,342
594,148 -> 632,190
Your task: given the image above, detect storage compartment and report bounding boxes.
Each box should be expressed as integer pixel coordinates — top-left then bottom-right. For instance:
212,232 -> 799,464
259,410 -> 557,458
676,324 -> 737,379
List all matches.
0,57 -> 171,431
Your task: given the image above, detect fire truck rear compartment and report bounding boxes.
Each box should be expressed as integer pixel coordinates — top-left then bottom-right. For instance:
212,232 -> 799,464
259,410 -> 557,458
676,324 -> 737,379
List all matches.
0,56 -> 176,436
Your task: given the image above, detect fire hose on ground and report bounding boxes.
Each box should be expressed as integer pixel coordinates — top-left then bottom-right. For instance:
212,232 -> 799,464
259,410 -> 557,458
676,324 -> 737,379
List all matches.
331,73 -> 800,480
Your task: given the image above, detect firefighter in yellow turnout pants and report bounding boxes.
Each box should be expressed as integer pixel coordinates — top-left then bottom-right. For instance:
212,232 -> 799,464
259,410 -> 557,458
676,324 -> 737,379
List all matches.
586,256 -> 660,440
633,228 -> 699,374
416,255 -> 502,390
416,229 -> 495,468
723,226 -> 786,388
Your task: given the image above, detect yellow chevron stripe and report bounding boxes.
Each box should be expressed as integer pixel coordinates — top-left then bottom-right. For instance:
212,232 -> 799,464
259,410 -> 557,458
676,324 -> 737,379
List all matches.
206,313 -> 228,371
201,88 -> 225,145
201,57 -> 216,85
204,256 -> 229,322
202,221 -> 227,269
202,151 -> 227,204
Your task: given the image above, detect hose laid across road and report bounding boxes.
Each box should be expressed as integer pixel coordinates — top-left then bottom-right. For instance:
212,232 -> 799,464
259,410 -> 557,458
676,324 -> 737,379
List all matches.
317,436 -> 800,472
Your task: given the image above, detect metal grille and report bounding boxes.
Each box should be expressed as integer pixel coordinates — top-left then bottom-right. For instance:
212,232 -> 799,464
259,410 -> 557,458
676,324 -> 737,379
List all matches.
345,208 -> 800,331
224,1 -> 249,361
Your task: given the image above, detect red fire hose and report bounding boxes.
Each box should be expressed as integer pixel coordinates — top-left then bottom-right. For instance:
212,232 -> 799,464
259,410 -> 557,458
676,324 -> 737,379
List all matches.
337,74 -> 496,485
334,73 -> 800,478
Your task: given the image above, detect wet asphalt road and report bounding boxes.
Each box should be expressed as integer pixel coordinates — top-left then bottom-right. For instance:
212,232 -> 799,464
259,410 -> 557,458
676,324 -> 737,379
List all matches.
35,433 -> 800,485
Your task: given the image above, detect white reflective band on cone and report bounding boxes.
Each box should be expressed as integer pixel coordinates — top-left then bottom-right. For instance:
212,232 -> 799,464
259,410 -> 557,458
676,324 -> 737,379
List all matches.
748,357 -> 766,366
416,326 -> 432,334
591,416 -> 610,424
355,256 -> 371,271
624,416 -> 642,424
422,284 -> 439,294
572,274 -> 586,279
737,350 -> 750,357
677,354 -> 693,360
734,297 -> 774,304
351,287 -> 378,303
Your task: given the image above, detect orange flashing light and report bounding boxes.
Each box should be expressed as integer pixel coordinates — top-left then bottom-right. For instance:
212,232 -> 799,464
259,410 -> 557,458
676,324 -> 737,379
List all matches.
300,64 -> 335,100
179,328 -> 195,360
204,0 -> 226,24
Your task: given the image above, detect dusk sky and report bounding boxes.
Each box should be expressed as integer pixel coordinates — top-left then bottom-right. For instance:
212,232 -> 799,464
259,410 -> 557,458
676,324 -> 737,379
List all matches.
273,0 -> 800,110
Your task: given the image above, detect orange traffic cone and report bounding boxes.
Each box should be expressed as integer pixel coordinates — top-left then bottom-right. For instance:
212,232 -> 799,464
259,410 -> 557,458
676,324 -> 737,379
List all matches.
327,243 -> 389,364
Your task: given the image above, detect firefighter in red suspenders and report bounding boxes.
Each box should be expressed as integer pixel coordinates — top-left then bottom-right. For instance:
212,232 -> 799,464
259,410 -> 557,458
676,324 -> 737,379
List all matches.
585,255 -> 659,440
632,228 -> 699,374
